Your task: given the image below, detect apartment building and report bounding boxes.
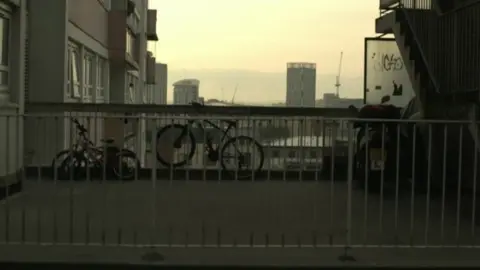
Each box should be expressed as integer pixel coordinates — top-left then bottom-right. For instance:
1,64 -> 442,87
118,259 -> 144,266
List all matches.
17,0 -> 159,166
173,79 -> 200,105
286,62 -> 316,107
153,62 -> 167,104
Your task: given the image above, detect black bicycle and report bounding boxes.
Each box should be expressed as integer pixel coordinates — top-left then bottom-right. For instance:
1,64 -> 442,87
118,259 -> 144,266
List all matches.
51,118 -> 141,181
155,102 -> 265,178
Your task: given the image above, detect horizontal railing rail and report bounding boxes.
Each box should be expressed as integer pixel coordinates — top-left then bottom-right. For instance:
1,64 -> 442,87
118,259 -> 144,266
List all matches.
25,102 -> 359,117
380,0 -> 433,10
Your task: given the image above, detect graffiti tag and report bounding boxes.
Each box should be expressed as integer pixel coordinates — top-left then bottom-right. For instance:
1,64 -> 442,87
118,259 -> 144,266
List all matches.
371,53 -> 404,72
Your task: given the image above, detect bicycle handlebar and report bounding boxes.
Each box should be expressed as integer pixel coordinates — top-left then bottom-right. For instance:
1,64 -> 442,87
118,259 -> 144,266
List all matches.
71,118 -> 88,133
70,118 -> 94,146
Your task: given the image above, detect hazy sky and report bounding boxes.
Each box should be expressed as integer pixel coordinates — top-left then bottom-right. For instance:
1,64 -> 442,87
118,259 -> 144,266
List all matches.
148,0 -> 379,101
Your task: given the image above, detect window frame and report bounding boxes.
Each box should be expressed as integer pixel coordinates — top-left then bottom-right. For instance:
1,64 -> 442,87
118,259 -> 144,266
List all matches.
83,51 -> 94,99
0,10 -> 11,96
96,56 -> 108,100
126,28 -> 136,56
67,43 -> 81,99
126,73 -> 137,103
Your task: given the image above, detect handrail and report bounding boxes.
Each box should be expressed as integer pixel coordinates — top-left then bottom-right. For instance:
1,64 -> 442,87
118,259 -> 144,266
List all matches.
400,6 -> 441,94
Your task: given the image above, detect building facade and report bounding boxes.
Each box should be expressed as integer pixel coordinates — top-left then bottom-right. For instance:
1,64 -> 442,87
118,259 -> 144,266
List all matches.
286,62 -> 316,107
154,62 -> 167,104
173,78 -> 200,105
17,0 -> 158,167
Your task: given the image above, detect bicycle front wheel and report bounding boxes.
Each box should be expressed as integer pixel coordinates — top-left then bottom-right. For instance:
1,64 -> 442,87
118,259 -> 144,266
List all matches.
220,135 -> 264,179
156,124 -> 196,168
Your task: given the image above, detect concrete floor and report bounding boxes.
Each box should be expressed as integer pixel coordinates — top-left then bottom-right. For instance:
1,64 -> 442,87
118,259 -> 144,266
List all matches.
1,179 -> 479,249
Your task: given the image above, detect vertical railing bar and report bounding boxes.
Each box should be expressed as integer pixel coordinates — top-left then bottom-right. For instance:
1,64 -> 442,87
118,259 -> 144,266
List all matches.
455,124 -> 464,245
68,113 -> 75,245
440,124 -> 448,244
379,123 -> 386,243
394,122 -> 401,245
472,121 -> 479,244
409,123 -> 417,246
4,115 -> 10,243
329,118 -> 336,246
363,122 -> 370,246
346,121 -> 354,249
425,124 -> 433,246
151,115 -> 158,247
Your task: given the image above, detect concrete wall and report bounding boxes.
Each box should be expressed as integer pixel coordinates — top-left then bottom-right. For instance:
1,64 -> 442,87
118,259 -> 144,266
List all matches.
25,0 -> 113,166
0,0 -> 27,191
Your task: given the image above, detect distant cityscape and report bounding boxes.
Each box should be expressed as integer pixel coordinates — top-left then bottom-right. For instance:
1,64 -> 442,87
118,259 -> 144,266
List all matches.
154,61 -> 363,109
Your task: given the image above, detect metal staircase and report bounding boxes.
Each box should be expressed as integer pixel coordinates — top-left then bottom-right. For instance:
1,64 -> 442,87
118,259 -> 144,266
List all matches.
391,8 -> 440,117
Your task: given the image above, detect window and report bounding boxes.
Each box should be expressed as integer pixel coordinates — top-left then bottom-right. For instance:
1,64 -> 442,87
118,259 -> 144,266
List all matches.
68,44 -> 81,98
0,13 -> 10,97
96,57 -> 107,99
309,151 -> 317,159
127,12 -> 140,33
83,52 -> 94,99
143,83 -> 153,104
126,73 -> 137,103
126,29 -> 136,56
288,151 -> 296,158
271,150 -> 280,158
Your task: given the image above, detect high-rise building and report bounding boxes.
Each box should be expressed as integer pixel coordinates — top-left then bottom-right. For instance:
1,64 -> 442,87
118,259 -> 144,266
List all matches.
154,63 -> 168,104
286,62 -> 316,107
173,79 -> 200,104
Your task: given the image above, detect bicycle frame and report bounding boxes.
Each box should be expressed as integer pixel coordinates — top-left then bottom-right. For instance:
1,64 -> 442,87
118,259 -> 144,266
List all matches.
184,119 -> 236,146
70,132 -> 104,164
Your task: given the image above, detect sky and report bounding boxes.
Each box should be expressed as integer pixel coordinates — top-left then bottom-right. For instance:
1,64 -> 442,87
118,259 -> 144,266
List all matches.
148,0 -> 380,102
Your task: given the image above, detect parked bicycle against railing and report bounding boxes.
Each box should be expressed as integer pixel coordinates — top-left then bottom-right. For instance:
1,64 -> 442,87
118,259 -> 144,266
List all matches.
155,101 -> 265,179
51,118 -> 141,181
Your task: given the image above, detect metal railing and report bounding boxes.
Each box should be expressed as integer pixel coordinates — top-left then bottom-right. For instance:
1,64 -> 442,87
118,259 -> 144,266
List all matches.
1,108 -> 480,265
380,0 -> 433,11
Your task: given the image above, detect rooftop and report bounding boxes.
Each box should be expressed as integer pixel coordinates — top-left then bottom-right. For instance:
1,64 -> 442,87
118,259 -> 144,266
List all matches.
173,79 -> 200,87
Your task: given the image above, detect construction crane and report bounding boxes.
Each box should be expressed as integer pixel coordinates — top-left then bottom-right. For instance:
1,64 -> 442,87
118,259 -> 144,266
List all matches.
335,51 -> 344,97
231,84 -> 238,105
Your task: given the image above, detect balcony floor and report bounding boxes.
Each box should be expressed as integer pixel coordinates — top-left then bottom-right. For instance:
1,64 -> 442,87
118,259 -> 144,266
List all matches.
1,179 -> 480,266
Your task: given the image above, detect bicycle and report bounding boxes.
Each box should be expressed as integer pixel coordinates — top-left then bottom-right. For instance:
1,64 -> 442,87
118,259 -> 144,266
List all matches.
155,102 -> 265,179
51,118 -> 141,181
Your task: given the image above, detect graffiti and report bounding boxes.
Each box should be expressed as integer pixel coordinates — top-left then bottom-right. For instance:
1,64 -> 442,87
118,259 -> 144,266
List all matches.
371,53 -> 404,72
383,54 -> 403,71
392,80 -> 403,96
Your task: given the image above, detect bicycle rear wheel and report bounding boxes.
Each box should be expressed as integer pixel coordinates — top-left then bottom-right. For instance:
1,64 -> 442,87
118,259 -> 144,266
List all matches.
155,124 -> 196,168
220,135 -> 264,179
51,149 -> 87,181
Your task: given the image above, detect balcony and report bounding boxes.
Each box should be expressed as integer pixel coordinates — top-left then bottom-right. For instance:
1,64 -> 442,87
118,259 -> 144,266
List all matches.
146,9 -> 158,41
1,102 -> 480,266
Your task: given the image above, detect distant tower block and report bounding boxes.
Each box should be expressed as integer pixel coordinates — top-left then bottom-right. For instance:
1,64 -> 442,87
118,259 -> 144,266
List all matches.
286,62 -> 316,107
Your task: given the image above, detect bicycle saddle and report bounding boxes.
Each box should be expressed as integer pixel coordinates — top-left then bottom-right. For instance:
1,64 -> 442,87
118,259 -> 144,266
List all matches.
101,138 -> 115,144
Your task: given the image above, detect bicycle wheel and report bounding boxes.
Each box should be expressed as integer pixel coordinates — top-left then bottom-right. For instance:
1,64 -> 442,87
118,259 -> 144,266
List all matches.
156,124 -> 196,168
112,150 -> 141,181
51,149 -> 87,181
220,135 -> 264,179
